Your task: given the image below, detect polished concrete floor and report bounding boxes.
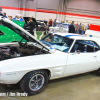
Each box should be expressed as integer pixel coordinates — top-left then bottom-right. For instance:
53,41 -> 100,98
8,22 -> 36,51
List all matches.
0,71 -> 100,100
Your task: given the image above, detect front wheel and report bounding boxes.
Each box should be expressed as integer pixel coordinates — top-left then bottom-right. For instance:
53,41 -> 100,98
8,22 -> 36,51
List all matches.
20,70 -> 48,95
97,68 -> 100,76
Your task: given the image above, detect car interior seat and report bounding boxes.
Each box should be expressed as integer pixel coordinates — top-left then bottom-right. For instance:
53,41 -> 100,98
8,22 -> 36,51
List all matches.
71,44 -> 79,52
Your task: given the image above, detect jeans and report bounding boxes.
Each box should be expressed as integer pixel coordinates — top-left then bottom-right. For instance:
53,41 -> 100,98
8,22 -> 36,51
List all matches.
76,29 -> 79,34
81,30 -> 84,35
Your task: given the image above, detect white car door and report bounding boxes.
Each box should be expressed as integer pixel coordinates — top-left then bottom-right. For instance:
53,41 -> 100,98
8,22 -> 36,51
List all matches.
64,40 -> 97,76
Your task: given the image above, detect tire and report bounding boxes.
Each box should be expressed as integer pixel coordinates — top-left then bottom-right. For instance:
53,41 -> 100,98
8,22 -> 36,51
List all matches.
20,70 -> 48,95
97,68 -> 100,76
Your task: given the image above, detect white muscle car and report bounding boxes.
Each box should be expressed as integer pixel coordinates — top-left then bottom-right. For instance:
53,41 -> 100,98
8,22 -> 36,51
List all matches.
0,16 -> 100,95
49,23 -> 69,33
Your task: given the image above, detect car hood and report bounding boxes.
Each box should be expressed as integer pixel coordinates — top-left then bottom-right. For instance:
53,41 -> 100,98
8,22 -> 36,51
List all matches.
12,20 -> 25,27
0,16 -> 52,53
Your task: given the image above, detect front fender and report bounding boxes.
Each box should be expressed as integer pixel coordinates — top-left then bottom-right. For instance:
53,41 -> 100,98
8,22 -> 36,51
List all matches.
0,53 -> 67,84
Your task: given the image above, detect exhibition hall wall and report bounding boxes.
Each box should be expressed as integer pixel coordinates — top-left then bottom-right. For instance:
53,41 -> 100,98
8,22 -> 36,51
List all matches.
0,0 -> 100,25
66,0 -> 100,25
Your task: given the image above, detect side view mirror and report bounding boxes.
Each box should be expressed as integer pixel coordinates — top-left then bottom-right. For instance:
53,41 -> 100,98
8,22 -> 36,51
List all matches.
75,50 -> 81,54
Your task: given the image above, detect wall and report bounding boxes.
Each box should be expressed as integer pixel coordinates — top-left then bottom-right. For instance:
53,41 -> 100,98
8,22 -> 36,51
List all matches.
0,0 -> 19,8
0,0 -> 59,20
22,0 -> 59,20
67,0 -> 100,16
0,0 -> 100,25
66,0 -> 100,25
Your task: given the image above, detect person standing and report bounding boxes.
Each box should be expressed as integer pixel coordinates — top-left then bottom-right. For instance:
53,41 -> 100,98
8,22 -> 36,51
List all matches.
81,24 -> 84,35
53,19 -> 57,27
28,17 -> 36,36
8,16 -> 12,20
19,16 -> 23,22
76,23 -> 79,34
79,23 -> 82,34
3,12 -> 7,18
68,21 -> 75,33
87,24 -> 90,29
66,20 -> 69,24
12,15 -> 20,20
48,19 -> 53,27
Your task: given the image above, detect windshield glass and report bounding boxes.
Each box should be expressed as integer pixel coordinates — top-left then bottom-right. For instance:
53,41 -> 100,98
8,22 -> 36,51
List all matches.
62,24 -> 69,28
56,23 -> 62,27
56,23 -> 69,29
41,33 -> 74,52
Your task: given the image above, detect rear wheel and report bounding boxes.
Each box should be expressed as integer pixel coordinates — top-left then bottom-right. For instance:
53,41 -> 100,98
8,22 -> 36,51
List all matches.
20,70 -> 48,95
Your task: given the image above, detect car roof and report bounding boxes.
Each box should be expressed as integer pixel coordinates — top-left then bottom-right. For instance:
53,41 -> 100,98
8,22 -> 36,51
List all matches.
53,32 -> 79,37
69,36 -> 100,46
52,32 -> 100,46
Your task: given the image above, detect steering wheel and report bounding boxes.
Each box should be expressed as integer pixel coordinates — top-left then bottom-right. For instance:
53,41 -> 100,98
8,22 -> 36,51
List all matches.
63,43 -> 68,47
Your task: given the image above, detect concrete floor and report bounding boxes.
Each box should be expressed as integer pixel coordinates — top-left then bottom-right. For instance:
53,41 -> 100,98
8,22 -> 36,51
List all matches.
0,72 -> 100,100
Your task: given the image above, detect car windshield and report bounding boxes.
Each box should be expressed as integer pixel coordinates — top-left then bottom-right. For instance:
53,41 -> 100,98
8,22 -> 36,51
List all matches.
56,23 -> 69,29
41,33 -> 74,52
62,24 -> 69,28
56,23 -> 62,27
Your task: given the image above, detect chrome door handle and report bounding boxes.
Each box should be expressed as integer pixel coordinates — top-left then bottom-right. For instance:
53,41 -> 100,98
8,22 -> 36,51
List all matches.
71,53 -> 75,55
93,56 -> 97,57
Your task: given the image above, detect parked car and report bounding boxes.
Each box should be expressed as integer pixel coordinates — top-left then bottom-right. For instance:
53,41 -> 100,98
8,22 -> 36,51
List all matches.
23,17 -> 38,32
36,20 -> 48,34
12,20 -> 25,28
0,24 -> 26,43
49,23 -> 69,33
36,21 -> 46,31
0,16 -> 100,96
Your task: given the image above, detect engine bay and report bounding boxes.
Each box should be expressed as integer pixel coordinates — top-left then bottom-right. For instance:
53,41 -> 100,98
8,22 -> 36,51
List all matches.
0,42 -> 49,61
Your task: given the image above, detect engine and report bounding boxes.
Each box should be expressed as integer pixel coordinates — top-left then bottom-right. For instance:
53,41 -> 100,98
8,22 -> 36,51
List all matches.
0,46 -> 22,61
0,44 -> 49,61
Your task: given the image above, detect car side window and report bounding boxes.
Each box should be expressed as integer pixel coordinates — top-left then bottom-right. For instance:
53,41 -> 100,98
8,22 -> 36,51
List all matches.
0,30 -> 4,35
71,40 -> 95,53
92,42 -> 100,52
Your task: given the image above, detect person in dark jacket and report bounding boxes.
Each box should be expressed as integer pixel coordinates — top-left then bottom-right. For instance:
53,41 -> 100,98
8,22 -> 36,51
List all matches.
3,12 -> 7,18
68,21 -> 75,33
53,19 -> 57,27
28,17 -> 36,35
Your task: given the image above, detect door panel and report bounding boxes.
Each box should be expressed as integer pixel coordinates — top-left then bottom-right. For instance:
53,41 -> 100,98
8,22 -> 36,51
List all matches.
64,53 -> 96,76
64,40 -> 97,76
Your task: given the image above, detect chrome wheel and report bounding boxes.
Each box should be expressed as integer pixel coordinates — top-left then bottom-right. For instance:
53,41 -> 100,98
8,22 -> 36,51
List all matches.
20,70 -> 48,95
29,74 -> 45,91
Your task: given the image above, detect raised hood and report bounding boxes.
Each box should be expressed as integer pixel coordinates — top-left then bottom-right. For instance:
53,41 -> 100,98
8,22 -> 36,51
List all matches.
0,16 -> 52,53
